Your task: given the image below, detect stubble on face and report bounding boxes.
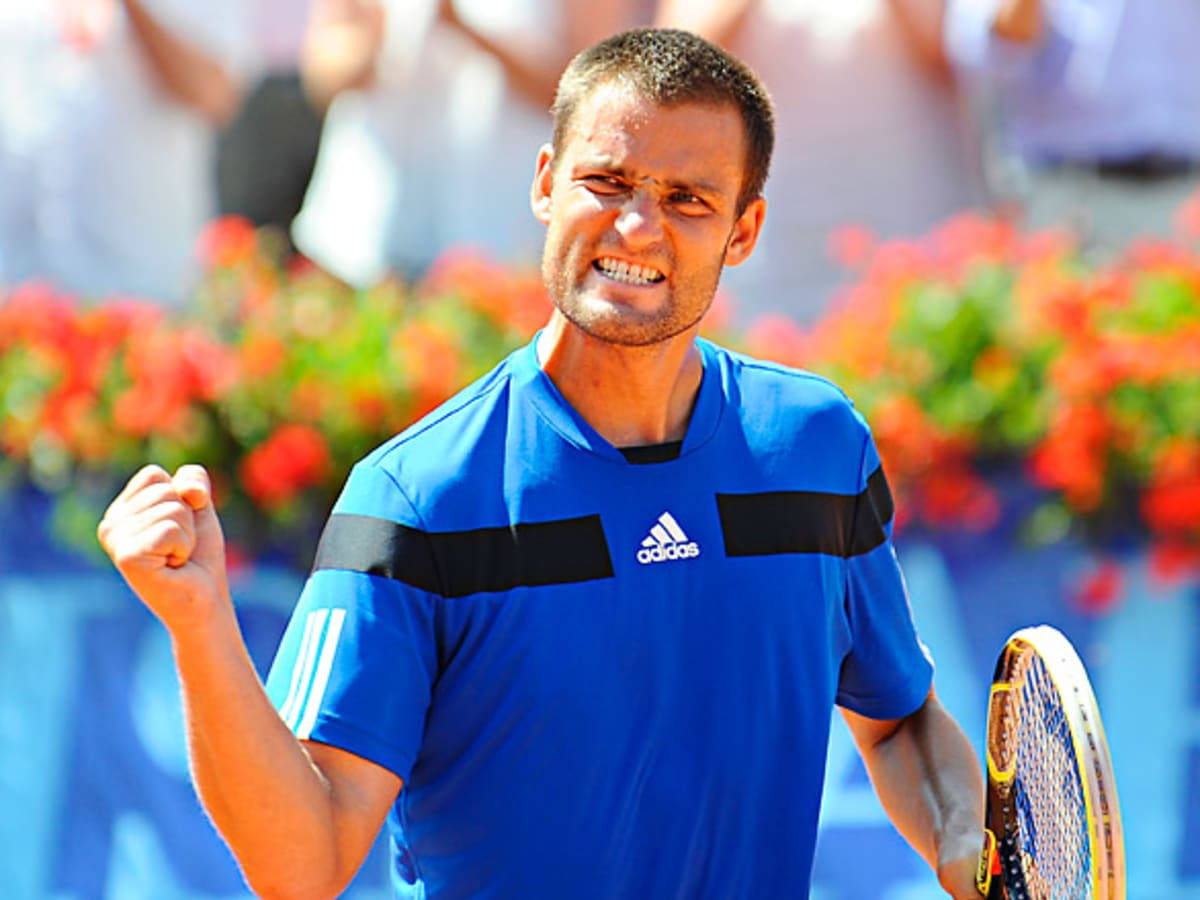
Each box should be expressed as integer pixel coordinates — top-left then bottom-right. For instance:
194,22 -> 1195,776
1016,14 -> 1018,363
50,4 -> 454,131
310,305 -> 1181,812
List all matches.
541,235 -> 725,348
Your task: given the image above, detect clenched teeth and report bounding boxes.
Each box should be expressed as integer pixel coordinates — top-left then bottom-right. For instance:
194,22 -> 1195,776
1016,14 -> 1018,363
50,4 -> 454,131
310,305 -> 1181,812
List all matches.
595,257 -> 665,285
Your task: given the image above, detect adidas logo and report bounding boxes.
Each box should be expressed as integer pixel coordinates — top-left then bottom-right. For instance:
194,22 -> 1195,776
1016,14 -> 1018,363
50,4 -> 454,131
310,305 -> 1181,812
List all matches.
636,511 -> 701,565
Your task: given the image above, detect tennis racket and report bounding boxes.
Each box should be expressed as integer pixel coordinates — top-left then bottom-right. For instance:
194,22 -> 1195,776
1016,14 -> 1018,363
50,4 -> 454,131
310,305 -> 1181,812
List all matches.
975,625 -> 1125,899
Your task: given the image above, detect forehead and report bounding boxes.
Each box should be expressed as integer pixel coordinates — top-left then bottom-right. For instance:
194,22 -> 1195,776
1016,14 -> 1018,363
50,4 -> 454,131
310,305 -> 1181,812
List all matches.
560,82 -> 747,188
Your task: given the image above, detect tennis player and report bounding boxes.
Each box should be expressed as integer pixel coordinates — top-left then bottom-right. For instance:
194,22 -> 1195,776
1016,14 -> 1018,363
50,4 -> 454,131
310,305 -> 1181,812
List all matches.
98,28 -> 986,899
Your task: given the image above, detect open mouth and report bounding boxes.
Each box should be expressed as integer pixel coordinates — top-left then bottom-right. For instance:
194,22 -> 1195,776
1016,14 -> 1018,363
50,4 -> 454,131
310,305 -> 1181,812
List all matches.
593,257 -> 666,286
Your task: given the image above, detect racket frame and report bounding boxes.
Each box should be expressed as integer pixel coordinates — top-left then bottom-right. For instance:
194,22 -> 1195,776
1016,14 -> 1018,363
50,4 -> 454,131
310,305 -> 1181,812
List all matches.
979,625 -> 1125,899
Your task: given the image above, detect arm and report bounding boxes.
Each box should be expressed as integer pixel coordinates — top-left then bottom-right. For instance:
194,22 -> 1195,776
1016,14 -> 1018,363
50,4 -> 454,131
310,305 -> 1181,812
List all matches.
841,689 -> 985,899
119,0 -> 241,125
299,0 -> 386,111
435,0 -> 638,111
885,0 -> 954,82
98,465 -> 400,899
991,0 -> 1044,43
652,0 -> 758,48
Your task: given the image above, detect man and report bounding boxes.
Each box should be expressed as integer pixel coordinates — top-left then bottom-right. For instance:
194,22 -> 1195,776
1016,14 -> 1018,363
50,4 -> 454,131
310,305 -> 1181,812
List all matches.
98,28 -> 986,898
946,0 -> 1200,251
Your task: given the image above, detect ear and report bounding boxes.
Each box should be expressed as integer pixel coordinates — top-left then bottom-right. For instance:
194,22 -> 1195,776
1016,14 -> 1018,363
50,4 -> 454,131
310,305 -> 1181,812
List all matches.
530,143 -> 555,226
722,196 -> 766,267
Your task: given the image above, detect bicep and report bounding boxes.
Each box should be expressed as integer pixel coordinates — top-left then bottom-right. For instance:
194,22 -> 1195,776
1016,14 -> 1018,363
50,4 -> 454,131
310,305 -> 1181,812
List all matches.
304,739 -> 403,885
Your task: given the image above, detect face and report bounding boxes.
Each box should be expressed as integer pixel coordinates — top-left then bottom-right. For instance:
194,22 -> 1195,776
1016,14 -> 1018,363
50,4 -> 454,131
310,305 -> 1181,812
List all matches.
531,83 -> 765,347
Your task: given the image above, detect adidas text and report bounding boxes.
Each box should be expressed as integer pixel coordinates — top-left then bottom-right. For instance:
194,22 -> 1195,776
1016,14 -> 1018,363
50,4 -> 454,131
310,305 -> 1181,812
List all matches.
637,542 -> 701,565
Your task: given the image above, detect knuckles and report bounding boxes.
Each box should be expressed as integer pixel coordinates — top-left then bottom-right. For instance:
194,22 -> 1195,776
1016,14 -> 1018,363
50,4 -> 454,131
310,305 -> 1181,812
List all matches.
100,499 -> 196,565
99,463 -> 210,572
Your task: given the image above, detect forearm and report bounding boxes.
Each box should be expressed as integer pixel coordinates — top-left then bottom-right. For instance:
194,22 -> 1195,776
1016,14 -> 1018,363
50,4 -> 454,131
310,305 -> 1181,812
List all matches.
858,697 -> 984,876
885,0 -> 953,81
171,603 -> 345,898
440,19 -> 563,111
121,0 -> 240,124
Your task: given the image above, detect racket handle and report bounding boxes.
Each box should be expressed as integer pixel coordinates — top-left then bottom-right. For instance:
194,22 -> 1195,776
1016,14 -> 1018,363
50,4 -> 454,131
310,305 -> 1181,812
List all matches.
976,828 -> 1002,897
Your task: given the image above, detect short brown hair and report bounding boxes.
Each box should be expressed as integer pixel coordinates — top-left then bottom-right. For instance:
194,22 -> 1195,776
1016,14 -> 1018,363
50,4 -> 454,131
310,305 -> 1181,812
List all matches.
551,28 -> 775,214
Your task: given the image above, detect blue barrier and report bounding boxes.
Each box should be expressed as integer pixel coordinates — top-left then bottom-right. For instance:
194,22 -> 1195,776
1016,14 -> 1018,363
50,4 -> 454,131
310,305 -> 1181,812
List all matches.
2,485 -> 1196,898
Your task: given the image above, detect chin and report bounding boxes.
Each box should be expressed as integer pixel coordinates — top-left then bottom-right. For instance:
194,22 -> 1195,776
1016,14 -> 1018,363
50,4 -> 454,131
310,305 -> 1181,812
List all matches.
572,307 -> 698,347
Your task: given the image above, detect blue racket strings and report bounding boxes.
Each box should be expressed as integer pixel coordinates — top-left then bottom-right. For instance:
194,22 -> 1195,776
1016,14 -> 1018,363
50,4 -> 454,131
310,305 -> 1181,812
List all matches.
1010,650 -> 1092,899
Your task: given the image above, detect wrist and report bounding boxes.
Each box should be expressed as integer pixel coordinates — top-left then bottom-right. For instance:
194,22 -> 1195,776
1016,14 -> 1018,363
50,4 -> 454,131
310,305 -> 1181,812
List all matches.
163,582 -> 239,649
937,818 -> 985,858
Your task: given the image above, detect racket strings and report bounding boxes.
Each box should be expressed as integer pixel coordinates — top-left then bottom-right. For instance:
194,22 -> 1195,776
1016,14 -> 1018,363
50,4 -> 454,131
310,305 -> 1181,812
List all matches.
1005,651 -> 1092,899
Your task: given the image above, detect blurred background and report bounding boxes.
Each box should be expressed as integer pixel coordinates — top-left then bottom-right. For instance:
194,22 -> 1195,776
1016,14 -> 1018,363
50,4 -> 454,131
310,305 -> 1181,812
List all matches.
1,0 -> 1198,897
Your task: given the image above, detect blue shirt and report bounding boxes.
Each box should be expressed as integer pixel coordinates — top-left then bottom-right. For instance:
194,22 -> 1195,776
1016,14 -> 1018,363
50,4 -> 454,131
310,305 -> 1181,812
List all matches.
946,0 -> 1200,162
265,338 -> 933,899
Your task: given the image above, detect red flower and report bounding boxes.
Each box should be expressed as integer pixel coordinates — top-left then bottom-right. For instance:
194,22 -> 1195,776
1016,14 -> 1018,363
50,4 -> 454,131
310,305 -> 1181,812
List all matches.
224,541 -> 254,580
1027,404 -> 1110,512
742,315 -> 810,369
239,424 -> 332,510
1140,440 -> 1200,538
421,250 -> 549,336
391,320 -> 466,421
196,216 -> 258,270
240,332 -> 288,378
919,468 -> 1001,531
1015,226 -> 1077,264
1149,542 -> 1200,586
1070,559 -> 1124,616
927,214 -> 1018,269
1122,238 -> 1195,269
827,225 -> 877,270
1142,481 -> 1200,536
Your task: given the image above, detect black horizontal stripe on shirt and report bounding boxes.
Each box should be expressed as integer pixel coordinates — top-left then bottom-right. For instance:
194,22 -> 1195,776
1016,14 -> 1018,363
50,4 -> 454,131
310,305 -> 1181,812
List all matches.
312,512 -> 614,597
716,466 -> 895,558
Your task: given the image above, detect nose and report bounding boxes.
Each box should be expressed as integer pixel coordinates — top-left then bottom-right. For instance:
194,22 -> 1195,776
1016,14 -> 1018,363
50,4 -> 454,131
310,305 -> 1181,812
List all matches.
614,187 -> 664,248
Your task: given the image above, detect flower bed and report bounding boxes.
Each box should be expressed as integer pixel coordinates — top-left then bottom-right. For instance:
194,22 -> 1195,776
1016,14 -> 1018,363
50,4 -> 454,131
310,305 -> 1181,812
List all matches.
743,211 -> 1200,586
2,211 -> 1198,587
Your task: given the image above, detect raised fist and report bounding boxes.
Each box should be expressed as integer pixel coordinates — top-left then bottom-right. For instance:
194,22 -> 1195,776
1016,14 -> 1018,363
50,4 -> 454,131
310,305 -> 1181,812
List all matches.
97,464 -> 230,632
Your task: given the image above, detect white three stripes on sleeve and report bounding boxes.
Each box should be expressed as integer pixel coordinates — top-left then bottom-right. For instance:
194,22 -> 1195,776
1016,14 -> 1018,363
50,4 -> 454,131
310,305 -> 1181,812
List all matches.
277,608 -> 347,739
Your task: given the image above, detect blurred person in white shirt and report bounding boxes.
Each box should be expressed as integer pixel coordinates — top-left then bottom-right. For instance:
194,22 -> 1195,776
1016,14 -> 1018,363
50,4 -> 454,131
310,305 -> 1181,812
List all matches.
714,0 -> 987,325
0,0 -> 253,306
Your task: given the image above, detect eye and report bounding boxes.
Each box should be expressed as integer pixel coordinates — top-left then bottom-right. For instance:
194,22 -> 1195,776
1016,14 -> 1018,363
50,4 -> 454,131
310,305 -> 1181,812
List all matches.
669,191 -> 710,214
581,175 -> 625,195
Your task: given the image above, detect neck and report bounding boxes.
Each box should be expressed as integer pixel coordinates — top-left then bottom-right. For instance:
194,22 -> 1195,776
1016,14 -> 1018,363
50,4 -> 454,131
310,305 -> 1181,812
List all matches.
536,312 -> 704,448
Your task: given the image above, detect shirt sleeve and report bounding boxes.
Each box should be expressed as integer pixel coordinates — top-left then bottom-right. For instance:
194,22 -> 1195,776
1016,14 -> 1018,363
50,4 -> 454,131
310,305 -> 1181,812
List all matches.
834,424 -> 934,720
264,461 -> 440,781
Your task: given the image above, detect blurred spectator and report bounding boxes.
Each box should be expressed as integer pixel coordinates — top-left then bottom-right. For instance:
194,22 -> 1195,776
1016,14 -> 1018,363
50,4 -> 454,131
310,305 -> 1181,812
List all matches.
0,0 -> 253,306
216,0 -> 322,250
946,0 -> 1200,250
292,0 -> 603,285
711,0 -> 986,325
290,0 -> 750,287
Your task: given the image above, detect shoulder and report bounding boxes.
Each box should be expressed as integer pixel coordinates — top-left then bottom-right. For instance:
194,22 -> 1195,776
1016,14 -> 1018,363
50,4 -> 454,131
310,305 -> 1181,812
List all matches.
335,348 -> 528,526
704,341 -> 871,446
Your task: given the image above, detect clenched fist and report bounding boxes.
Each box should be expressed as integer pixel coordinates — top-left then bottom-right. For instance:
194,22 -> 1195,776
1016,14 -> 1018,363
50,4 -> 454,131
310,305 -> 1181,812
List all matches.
97,464 -> 231,632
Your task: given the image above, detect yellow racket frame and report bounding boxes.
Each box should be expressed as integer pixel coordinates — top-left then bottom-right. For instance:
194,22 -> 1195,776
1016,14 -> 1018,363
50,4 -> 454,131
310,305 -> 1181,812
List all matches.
982,625 -> 1125,899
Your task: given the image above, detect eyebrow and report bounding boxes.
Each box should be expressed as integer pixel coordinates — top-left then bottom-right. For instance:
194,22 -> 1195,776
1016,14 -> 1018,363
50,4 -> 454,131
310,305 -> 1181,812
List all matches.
576,160 -> 727,201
